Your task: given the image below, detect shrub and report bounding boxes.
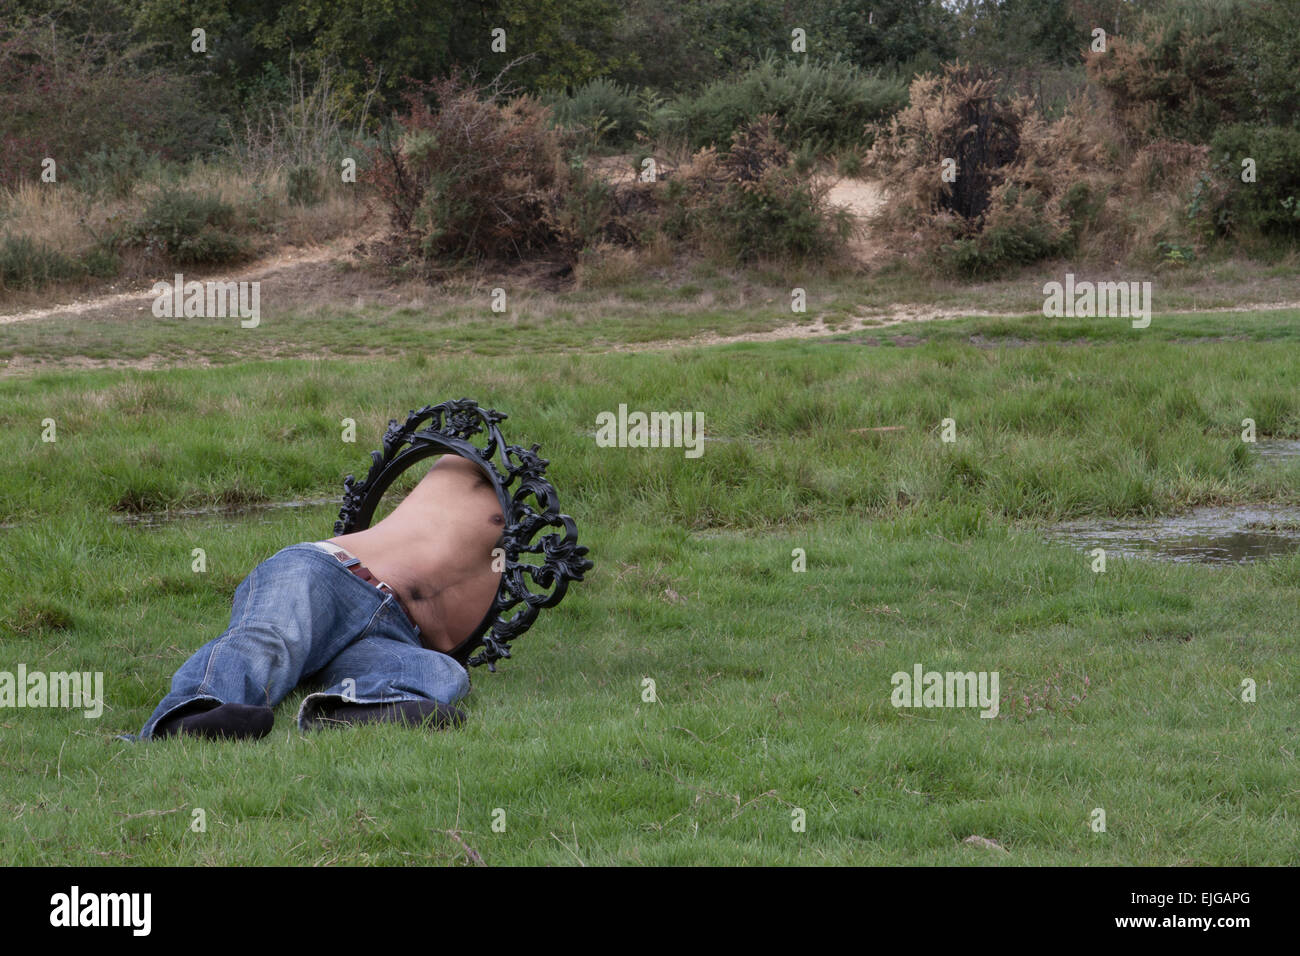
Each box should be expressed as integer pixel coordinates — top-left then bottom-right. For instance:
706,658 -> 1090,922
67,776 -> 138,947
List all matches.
657,56 -> 907,153
0,23 -> 221,190
125,190 -> 251,265
287,165 -> 324,206
1196,124 -> 1300,239
868,66 -> 1023,224
0,236 -> 81,290
713,164 -> 851,262
661,116 -> 853,263
545,78 -> 642,149
867,63 -> 1113,274
1086,0 -> 1300,145
836,148 -> 866,178
0,235 -> 116,291
551,166 -> 633,249
943,186 -> 1068,275
370,81 -> 855,266
369,76 -> 578,261
75,134 -> 156,199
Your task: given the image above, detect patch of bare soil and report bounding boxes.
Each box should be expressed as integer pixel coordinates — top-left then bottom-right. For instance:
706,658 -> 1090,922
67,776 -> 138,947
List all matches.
819,176 -> 888,264
587,154 -> 644,186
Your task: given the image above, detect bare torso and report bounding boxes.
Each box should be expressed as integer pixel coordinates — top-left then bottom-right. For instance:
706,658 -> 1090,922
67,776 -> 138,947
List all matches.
328,455 -> 504,654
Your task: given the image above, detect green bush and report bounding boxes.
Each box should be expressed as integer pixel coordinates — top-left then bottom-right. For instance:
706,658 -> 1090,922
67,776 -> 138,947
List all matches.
1059,180 -> 1106,245
126,191 -> 251,265
287,165 -> 324,206
0,23 -> 222,190
658,56 -> 907,153
665,117 -> 852,263
836,148 -> 865,177
546,78 -> 642,148
945,219 -> 1066,276
0,236 -> 117,291
552,167 -> 621,249
75,134 -> 156,200
1200,124 -> 1300,239
711,167 -> 851,261
1087,0 -> 1300,144
0,236 -> 80,290
940,181 -> 1077,276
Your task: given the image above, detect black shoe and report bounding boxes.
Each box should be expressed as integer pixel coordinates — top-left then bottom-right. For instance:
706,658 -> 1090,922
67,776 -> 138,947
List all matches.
154,702 -> 274,741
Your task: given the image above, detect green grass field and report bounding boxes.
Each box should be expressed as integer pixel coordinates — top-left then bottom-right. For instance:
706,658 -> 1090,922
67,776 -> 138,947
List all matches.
1,299 -> 1297,865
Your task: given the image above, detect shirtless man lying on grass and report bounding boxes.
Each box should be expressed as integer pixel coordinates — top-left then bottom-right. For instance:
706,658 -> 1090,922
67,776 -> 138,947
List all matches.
135,454 -> 504,741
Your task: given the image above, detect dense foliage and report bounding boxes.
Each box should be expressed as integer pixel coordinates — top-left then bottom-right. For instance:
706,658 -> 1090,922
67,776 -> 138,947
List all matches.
1,0 -> 1296,277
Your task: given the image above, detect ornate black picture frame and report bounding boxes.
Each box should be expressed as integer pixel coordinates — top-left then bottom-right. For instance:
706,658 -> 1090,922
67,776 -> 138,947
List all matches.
334,398 -> 592,670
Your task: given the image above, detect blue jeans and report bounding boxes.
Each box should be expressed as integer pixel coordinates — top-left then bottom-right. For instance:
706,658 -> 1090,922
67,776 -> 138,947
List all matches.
134,543 -> 470,739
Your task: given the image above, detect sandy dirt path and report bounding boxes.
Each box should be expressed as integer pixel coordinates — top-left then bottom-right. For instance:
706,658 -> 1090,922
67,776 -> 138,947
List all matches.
0,244 -> 350,326
606,300 -> 1300,353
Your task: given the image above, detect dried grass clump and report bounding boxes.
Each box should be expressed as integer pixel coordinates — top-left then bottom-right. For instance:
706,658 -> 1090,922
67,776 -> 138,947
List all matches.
367,73 -> 667,265
1126,140 -> 1211,194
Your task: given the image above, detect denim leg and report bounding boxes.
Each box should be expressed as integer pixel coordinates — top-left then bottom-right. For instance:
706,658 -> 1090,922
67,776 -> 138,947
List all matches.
136,544 -> 388,739
296,613 -> 471,730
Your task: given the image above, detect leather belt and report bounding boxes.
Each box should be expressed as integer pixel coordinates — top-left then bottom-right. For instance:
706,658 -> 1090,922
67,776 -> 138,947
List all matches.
315,543 -> 417,626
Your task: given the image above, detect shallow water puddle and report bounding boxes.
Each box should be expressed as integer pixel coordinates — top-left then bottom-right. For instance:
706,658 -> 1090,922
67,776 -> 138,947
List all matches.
109,497 -> 338,530
1045,505 -> 1300,565
0,497 -> 343,533
1253,439 -> 1300,465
